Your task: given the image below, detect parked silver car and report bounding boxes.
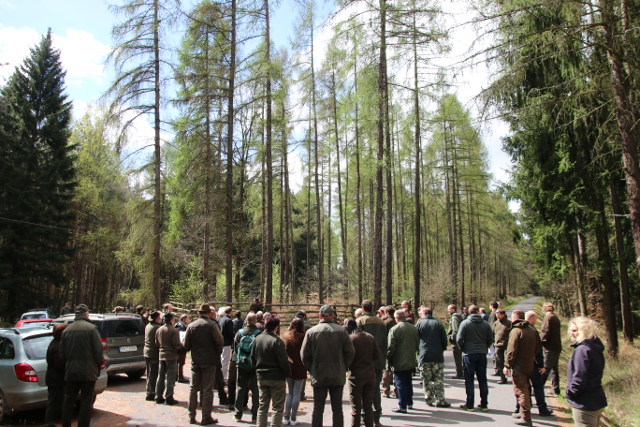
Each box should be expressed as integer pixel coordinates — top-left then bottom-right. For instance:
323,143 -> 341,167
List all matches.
0,327 -> 108,422
53,313 -> 146,379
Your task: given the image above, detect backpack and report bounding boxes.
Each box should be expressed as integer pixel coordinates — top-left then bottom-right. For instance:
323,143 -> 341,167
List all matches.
237,329 -> 260,370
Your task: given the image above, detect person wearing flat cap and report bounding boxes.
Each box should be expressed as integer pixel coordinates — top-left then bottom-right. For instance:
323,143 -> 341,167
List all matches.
155,311 -> 184,406
59,304 -> 103,427
301,305 -> 355,427
183,303 -> 224,425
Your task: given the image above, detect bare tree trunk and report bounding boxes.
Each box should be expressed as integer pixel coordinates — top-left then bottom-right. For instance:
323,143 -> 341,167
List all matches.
412,13 -> 422,308
593,193 -> 620,356
373,0 -> 388,309
331,70 -> 348,296
152,0 -> 163,307
203,34 -> 212,300
353,39 -> 364,303
310,22 -> 324,304
610,176 -> 634,341
264,0 -> 273,309
600,0 -> 640,275
224,0 -> 237,302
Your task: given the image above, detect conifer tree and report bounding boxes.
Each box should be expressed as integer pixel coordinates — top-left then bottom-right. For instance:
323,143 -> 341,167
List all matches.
0,29 -> 75,319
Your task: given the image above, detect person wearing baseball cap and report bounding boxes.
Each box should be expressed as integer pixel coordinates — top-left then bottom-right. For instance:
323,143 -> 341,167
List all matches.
301,305 -> 355,427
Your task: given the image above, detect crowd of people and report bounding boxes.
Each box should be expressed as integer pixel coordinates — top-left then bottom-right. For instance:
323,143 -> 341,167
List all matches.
44,299 -> 608,427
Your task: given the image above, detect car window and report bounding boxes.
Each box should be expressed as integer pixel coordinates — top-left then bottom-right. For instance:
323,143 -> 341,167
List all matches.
23,335 -> 53,360
108,319 -> 143,337
0,337 -> 16,359
22,313 -> 45,320
20,321 -> 51,328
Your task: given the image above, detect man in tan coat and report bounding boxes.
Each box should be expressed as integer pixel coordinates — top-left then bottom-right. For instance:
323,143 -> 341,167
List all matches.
504,309 -> 539,426
155,311 -> 183,405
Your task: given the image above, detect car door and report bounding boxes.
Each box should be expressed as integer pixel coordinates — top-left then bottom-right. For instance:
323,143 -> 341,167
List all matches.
104,318 -> 144,360
0,336 -> 19,400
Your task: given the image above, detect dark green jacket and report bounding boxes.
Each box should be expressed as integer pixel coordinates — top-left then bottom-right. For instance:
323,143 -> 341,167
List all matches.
447,312 -> 464,345
356,312 -> 388,371
184,316 -> 224,366
144,321 -> 161,359
59,316 -> 103,382
415,315 -> 448,364
250,330 -> 291,381
387,320 -> 419,371
492,316 -> 512,348
155,322 -> 182,361
457,314 -> 493,355
301,319 -> 355,387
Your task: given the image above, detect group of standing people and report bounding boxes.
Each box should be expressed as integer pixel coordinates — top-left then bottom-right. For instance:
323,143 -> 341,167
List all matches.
47,298 -> 607,427
446,301 -> 607,427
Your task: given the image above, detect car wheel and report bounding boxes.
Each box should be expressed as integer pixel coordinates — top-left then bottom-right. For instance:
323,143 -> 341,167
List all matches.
127,369 -> 145,380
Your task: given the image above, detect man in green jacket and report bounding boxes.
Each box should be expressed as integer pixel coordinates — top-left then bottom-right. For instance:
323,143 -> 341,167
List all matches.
60,304 -> 103,427
387,310 -> 419,413
155,311 -> 183,405
184,303 -> 224,425
144,310 -> 162,401
447,304 -> 465,379
491,308 -> 512,384
356,300 -> 387,427
301,305 -> 355,427
251,315 -> 290,427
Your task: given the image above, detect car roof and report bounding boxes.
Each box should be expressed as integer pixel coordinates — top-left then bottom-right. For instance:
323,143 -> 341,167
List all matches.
54,313 -> 143,321
0,327 -> 53,338
18,319 -> 54,323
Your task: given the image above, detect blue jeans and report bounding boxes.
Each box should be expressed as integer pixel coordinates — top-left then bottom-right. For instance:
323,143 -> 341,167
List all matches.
285,378 -> 304,421
462,353 -> 488,408
394,369 -> 414,409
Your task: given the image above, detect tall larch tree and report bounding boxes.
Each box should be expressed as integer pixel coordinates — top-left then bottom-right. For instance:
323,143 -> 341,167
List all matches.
107,0 -> 179,307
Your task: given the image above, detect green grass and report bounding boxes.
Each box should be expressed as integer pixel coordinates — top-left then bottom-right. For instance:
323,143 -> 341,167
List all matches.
534,299 -> 640,427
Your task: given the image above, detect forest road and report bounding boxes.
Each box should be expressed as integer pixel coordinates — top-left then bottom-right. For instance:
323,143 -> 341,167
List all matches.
3,296 -> 569,426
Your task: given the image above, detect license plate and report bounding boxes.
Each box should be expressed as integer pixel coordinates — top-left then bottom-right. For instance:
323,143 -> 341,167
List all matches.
119,345 -> 137,352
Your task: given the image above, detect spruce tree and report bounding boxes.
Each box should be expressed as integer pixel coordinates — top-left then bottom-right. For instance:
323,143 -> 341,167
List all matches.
0,29 -> 75,320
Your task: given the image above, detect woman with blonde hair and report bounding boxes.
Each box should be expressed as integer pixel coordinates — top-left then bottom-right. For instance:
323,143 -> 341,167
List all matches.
566,316 -> 607,426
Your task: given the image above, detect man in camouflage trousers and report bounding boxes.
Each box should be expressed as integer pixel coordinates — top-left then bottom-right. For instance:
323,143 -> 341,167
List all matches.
416,306 -> 451,408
